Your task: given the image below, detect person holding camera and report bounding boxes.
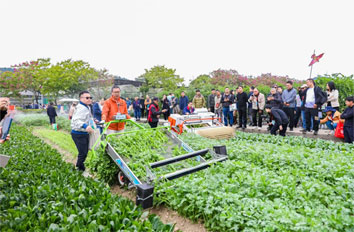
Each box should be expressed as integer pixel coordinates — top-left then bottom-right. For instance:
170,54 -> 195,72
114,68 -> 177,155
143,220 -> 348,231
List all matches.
0,97 -> 11,143
265,104 -> 289,136
221,87 -> 235,126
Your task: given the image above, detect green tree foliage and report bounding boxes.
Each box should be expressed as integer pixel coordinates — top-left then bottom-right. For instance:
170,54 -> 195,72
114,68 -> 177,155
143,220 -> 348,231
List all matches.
0,58 -> 51,102
314,73 -> 354,111
140,65 -> 184,92
42,59 -> 98,99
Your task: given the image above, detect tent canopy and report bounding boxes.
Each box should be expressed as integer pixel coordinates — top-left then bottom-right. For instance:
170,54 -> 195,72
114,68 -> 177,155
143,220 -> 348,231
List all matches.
58,98 -> 79,103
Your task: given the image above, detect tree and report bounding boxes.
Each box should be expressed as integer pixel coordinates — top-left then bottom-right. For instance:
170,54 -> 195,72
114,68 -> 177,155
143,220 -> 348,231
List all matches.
0,58 -> 51,103
88,69 -> 114,100
41,59 -> 98,100
314,73 -> 354,111
140,65 -> 184,92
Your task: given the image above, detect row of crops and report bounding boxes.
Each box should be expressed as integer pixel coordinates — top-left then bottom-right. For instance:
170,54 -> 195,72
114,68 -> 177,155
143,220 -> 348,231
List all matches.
90,127 -> 354,231
0,124 -> 174,231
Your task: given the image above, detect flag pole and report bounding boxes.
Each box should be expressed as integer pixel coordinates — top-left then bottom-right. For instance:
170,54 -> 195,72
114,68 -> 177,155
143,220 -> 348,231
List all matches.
309,49 -> 315,79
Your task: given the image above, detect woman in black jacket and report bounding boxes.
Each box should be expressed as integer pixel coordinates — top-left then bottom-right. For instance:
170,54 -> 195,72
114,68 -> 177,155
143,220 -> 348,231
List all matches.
161,95 -> 170,120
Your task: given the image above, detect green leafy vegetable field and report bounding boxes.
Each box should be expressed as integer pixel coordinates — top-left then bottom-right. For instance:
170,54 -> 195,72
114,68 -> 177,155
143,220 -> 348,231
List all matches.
0,124 -> 174,231
155,132 -> 354,231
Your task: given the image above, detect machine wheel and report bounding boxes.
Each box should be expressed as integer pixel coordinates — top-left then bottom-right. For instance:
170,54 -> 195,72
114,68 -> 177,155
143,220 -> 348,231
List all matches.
118,171 -> 129,186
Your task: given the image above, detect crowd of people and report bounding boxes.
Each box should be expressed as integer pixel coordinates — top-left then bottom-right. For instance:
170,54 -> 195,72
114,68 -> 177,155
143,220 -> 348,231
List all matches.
66,81 -> 353,172
1,79 -> 353,173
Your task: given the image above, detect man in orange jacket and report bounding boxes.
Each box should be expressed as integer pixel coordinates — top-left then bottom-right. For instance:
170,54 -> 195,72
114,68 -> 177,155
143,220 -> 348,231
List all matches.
102,85 -> 131,135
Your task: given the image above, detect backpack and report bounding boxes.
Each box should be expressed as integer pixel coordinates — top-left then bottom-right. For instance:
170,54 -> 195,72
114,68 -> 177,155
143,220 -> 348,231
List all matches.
317,87 -> 328,105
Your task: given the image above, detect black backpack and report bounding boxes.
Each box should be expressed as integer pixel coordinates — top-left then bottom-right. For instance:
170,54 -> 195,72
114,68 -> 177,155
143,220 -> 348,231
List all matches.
317,87 -> 328,105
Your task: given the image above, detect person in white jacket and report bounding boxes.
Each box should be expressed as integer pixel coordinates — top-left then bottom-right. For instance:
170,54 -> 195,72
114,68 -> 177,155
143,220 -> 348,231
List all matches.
326,81 -> 339,111
71,91 -> 94,172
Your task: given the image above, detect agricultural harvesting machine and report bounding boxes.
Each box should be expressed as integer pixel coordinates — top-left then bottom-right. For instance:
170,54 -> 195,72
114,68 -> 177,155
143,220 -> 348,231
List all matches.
168,108 -> 235,139
93,118 -> 229,209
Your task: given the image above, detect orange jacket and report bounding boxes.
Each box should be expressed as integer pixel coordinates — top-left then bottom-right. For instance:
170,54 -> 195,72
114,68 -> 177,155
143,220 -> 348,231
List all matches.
102,96 -> 131,131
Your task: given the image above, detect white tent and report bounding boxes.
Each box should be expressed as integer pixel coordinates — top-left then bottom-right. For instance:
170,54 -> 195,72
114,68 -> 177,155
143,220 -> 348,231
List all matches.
58,98 -> 79,103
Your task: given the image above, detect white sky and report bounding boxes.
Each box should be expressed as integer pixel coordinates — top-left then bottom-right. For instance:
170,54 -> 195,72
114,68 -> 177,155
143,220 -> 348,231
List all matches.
1,0 -> 353,82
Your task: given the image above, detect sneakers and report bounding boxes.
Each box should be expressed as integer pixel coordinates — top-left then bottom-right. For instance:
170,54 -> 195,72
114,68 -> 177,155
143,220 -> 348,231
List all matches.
300,129 -> 307,134
258,127 -> 262,130
313,130 -> 318,135
290,128 -> 294,131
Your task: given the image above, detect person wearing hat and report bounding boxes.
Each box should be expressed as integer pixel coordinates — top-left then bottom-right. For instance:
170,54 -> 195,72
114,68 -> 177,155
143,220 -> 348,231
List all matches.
265,104 -> 289,136
320,106 -> 342,133
147,97 -> 168,128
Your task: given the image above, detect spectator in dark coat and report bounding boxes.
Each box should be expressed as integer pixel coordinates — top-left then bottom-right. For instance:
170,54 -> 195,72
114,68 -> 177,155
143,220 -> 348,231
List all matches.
265,104 -> 289,136
93,98 -> 105,133
139,96 -> 145,118
132,97 -> 141,121
236,86 -> 248,129
266,88 -> 282,109
179,91 -> 189,113
207,89 -> 216,113
161,95 -> 171,120
340,96 -> 354,143
183,102 -> 195,115
47,102 -> 57,125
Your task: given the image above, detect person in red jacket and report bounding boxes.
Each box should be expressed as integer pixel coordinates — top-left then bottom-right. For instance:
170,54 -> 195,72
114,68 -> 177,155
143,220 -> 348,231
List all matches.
147,97 -> 167,128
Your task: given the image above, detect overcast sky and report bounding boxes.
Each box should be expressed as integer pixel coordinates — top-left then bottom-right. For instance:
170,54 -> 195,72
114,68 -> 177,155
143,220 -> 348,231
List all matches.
1,0 -> 353,82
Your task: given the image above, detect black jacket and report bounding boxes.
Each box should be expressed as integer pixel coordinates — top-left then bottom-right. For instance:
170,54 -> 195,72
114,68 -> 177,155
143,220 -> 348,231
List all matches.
161,99 -> 170,110
208,94 -> 215,108
221,94 -> 235,108
299,90 -> 306,110
47,106 -> 57,117
303,86 -> 327,108
341,106 -> 354,128
0,109 -> 7,121
267,93 -> 282,109
237,92 -> 248,110
271,108 -> 289,125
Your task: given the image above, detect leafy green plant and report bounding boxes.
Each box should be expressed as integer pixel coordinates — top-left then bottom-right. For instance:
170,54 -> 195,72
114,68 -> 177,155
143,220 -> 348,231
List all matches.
15,114 -> 71,132
154,132 -> 354,231
0,124 -> 174,231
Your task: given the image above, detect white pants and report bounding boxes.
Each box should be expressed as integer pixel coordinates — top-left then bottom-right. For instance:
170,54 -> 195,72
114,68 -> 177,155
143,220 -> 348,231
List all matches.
106,129 -> 125,135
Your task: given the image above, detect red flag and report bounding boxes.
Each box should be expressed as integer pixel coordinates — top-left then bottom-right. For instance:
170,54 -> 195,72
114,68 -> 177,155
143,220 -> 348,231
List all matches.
309,53 -> 324,66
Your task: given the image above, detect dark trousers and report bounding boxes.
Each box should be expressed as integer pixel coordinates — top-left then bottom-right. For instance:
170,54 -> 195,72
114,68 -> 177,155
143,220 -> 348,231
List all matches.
271,123 -> 288,136
238,108 -> 247,127
251,109 -> 263,127
344,126 -> 354,143
141,108 -> 145,118
283,107 -> 295,129
294,108 -> 301,128
163,111 -> 170,120
49,116 -> 56,124
149,121 -> 158,128
71,133 -> 89,171
305,108 -> 319,132
210,106 -> 215,113
248,107 -> 253,125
